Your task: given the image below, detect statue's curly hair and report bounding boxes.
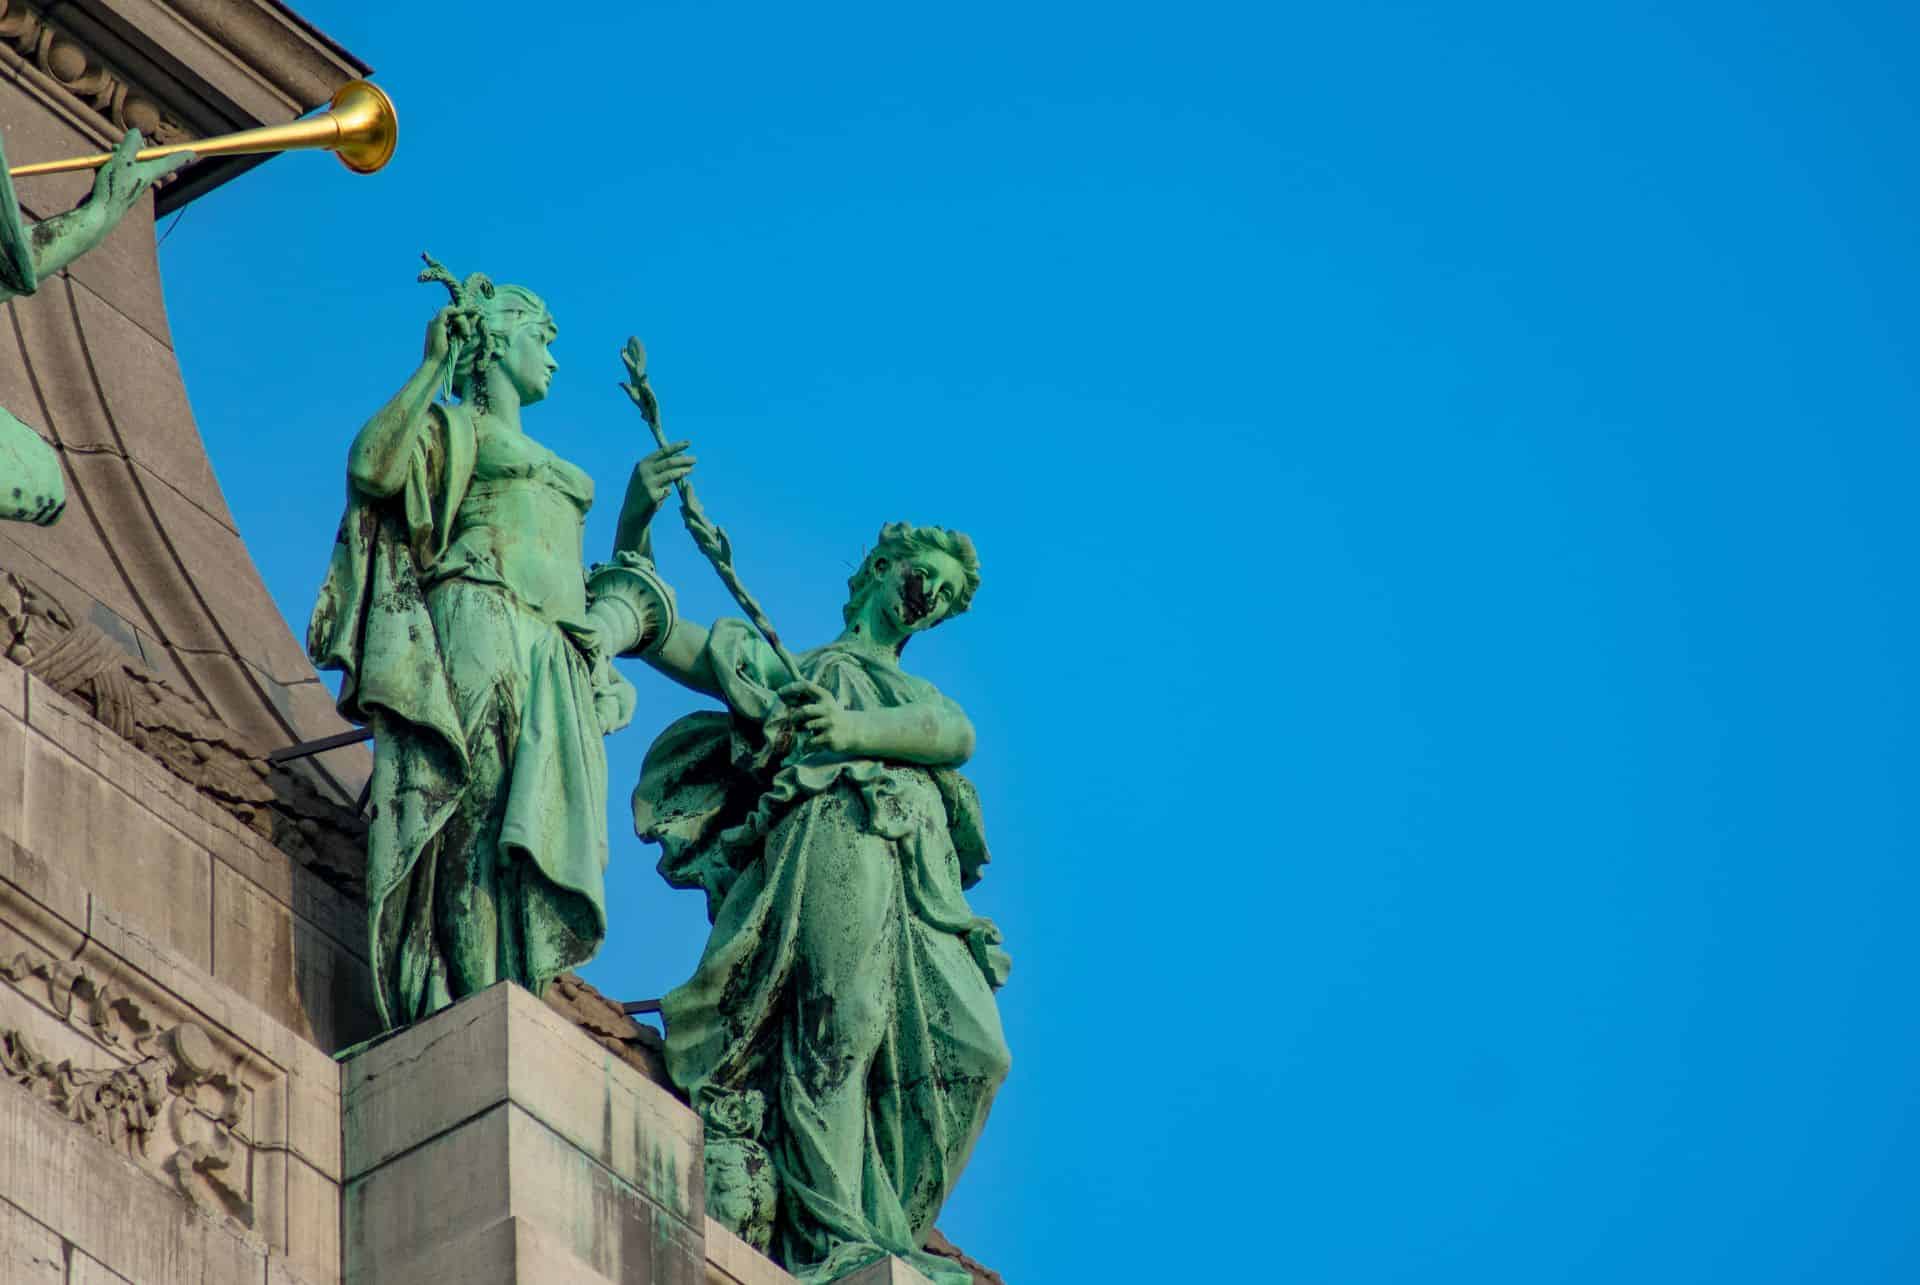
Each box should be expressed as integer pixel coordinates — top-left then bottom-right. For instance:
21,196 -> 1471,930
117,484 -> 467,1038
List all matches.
843,522 -> 982,627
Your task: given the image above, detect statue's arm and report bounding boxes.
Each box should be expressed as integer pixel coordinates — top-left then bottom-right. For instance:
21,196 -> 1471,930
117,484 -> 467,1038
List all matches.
639,618 -> 724,700
346,308 -> 464,497
27,133 -> 193,282
784,684 -> 975,767
856,698 -> 976,766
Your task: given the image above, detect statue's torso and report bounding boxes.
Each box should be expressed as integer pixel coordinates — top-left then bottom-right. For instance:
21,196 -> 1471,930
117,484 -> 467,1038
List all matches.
440,420 -> 593,620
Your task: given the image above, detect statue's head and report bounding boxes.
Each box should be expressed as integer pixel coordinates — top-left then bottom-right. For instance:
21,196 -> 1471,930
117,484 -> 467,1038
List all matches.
843,522 -> 981,651
451,283 -> 557,409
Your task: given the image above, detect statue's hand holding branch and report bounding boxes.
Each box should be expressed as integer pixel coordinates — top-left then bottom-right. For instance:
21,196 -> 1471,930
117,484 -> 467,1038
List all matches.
614,442 -> 695,559
780,681 -> 853,753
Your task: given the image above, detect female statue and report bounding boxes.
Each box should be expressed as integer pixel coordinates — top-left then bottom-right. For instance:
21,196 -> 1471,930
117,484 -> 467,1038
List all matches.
308,269 -> 672,1031
2,132 -> 189,524
629,462 -> 1012,1285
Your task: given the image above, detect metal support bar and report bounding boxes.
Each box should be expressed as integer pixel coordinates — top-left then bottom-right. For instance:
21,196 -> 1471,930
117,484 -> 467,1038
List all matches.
266,726 -> 373,763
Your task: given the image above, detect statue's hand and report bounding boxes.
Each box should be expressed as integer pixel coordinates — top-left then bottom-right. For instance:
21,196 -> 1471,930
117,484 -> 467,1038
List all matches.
423,305 -> 475,366
633,442 -> 694,513
779,681 -> 856,754
85,131 -> 193,232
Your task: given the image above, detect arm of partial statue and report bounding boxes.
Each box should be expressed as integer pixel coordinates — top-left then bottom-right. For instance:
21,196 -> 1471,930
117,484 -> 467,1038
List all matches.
612,440 -> 695,561
780,682 -> 976,767
638,617 -> 723,700
28,132 -> 193,281
346,307 -> 470,497
611,439 -> 721,695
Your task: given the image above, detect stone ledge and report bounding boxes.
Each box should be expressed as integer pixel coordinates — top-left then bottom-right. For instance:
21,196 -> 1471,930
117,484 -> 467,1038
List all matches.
704,1216 -> 796,1285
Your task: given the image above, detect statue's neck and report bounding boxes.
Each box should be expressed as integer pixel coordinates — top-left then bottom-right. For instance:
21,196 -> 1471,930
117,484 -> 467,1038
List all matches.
475,369 -> 525,435
837,613 -> 906,659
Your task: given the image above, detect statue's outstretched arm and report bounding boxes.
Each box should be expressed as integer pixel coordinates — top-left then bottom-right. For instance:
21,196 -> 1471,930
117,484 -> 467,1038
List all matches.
347,307 -> 465,497
28,132 -> 192,281
640,618 -> 723,700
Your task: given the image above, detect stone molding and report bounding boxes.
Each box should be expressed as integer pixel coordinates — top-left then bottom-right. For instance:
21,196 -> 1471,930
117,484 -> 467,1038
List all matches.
0,0 -> 192,153
1,0 -> 371,212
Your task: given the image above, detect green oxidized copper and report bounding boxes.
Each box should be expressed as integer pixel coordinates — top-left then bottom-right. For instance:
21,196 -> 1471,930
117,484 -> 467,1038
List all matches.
307,258 -> 673,1033
0,131 -> 190,525
629,412 -> 1011,1285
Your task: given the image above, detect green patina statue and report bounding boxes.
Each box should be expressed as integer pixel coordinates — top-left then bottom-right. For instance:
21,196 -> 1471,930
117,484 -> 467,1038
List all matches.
308,263 -> 673,1032
629,427 -> 1012,1282
1,131 -> 190,525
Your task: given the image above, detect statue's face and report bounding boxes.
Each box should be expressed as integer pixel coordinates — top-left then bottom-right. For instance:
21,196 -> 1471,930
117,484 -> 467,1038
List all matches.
872,546 -> 967,638
501,314 -> 559,406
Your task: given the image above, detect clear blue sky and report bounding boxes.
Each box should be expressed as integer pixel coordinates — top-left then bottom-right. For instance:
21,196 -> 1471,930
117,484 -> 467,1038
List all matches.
157,3 -> 1920,1280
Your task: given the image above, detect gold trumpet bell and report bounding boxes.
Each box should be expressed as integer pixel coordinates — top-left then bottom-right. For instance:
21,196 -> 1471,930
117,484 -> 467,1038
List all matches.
7,79 -> 398,179
320,80 -> 399,175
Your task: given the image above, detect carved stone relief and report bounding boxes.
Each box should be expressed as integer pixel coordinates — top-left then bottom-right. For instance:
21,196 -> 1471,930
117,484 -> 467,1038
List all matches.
0,943 -> 255,1225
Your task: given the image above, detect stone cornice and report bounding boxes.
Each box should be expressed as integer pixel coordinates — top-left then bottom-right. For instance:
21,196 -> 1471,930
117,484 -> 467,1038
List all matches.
0,0 -> 191,148
1,0 -> 371,211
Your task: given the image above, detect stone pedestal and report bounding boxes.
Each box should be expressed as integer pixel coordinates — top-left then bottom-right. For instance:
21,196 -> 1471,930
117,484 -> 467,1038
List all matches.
840,1258 -> 938,1285
342,982 -> 708,1285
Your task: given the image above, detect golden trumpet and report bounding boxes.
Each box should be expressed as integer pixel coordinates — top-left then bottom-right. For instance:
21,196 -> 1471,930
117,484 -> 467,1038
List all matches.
7,79 -> 397,179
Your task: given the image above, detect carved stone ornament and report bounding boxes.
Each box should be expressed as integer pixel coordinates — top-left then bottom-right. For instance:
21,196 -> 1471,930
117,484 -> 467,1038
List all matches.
0,945 -> 254,1224
0,0 -> 190,148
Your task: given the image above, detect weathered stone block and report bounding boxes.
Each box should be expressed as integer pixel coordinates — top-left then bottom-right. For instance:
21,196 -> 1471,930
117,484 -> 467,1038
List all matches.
0,656 -> 23,720
346,1100 -> 673,1282
344,983 -> 709,1285
344,982 -> 702,1222
358,1214 -> 616,1285
12,696 -> 212,971
213,858 -> 299,1037
285,1152 -> 341,1284
0,830 -> 91,941
0,1080 -> 266,1284
0,1196 -> 65,1284
68,1247 -> 137,1284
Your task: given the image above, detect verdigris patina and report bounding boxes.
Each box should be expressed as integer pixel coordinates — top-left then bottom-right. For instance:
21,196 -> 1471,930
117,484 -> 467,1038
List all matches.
1,131 -> 190,524
627,404 -> 1010,1283
307,261 -> 674,1032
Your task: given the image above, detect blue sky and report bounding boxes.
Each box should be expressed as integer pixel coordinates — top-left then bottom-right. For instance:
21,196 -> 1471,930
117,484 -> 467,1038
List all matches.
156,3 -> 1920,1280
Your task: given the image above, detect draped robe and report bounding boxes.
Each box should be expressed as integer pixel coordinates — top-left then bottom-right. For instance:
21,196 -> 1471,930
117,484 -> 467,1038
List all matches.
309,401 -> 635,1029
635,621 -> 1010,1285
